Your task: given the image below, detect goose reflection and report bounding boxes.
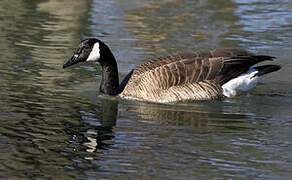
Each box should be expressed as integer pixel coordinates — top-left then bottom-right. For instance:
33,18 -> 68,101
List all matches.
79,98 -> 118,153
120,100 -> 252,130
80,97 -> 253,153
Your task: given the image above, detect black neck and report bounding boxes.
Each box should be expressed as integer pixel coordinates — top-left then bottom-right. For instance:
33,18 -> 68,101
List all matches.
99,58 -> 120,96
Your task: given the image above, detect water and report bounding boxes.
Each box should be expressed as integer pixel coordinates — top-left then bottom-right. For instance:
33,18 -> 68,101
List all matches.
0,0 -> 292,179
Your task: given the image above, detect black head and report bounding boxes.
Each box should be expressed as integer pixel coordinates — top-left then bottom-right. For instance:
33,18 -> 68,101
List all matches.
63,38 -> 112,68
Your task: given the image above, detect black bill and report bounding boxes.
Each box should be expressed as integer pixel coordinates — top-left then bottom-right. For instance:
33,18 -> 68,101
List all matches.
63,54 -> 83,68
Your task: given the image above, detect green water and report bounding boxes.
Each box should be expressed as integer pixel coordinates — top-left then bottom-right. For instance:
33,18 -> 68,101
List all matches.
0,0 -> 292,179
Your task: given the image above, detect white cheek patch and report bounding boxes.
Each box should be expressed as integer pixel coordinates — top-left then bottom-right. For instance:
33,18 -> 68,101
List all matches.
87,42 -> 100,61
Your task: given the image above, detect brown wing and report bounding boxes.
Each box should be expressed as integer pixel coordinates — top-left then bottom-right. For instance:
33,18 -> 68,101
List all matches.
119,49 -> 275,103
132,48 -> 254,76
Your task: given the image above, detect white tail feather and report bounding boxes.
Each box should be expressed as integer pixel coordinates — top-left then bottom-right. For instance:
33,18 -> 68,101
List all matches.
222,68 -> 259,97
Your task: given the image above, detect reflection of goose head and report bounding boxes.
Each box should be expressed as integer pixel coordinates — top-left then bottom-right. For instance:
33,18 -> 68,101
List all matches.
82,98 -> 118,153
64,38 -> 281,103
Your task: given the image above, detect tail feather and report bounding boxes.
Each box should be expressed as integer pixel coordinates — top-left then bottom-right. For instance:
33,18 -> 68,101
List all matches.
252,55 -> 276,61
218,55 -> 277,85
253,65 -> 281,77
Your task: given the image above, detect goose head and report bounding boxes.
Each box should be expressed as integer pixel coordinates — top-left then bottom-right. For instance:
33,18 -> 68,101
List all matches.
63,38 -> 115,68
63,38 -> 120,95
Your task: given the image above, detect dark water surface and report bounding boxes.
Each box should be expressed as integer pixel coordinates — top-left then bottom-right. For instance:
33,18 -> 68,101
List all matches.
0,0 -> 292,179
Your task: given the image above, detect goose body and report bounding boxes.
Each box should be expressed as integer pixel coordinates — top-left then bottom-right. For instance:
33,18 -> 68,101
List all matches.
63,38 -> 281,103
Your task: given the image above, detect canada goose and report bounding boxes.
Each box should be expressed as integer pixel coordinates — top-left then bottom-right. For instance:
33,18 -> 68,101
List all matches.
63,38 -> 281,103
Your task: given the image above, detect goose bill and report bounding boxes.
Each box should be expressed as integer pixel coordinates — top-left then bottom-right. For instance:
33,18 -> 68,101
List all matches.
63,54 -> 83,68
